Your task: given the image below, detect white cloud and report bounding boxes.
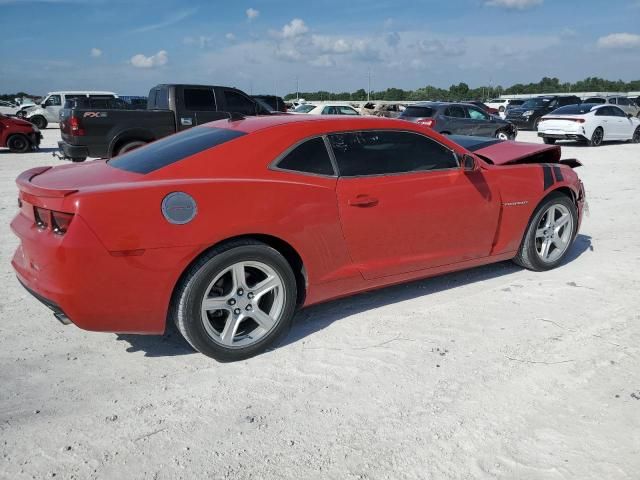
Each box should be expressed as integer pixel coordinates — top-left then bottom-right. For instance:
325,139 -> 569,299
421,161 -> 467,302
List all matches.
90,48 -> 102,57
282,18 -> 308,38
485,0 -> 543,9
246,8 -> 259,21
132,8 -> 197,33
130,50 -> 168,68
597,32 -> 640,49
225,33 -> 236,41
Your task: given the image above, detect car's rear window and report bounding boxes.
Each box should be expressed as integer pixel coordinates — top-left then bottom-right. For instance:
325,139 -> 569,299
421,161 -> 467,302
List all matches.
401,106 -> 435,118
109,127 -> 246,174
551,104 -> 596,115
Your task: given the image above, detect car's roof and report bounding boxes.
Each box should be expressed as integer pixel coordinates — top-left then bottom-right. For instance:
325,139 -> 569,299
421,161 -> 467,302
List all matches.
203,114 -> 412,134
47,91 -> 116,95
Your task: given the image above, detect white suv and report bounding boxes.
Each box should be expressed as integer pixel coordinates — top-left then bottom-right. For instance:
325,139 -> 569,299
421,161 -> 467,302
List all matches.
25,91 -> 117,129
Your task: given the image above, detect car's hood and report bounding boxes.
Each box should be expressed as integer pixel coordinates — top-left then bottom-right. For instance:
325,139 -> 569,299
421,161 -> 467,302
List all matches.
5,116 -> 34,128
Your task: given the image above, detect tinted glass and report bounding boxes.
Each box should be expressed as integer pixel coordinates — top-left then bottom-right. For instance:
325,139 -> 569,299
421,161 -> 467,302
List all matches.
184,88 -> 216,111
595,107 -> 614,116
45,95 -> 61,106
337,106 -> 358,115
558,97 -> 579,106
109,127 -> 246,174
618,98 -> 630,106
584,97 -> 605,104
225,91 -> 256,115
610,106 -> 627,117
521,98 -> 552,109
328,131 -> 457,177
294,104 -> 316,113
155,87 -> 169,109
444,106 -> 466,118
401,106 -> 435,118
277,137 -> 334,176
552,104 -> 596,115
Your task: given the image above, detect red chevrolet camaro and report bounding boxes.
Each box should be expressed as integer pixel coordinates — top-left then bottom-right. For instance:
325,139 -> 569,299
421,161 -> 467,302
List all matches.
12,115 -> 585,361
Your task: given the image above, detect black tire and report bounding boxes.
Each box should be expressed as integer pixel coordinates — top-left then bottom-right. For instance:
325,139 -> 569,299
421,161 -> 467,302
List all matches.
117,140 -> 147,156
30,115 -> 47,130
588,127 -> 604,147
171,240 -> 298,361
533,117 -> 541,131
543,137 -> 556,145
632,126 -> 640,144
70,157 -> 87,163
499,106 -> 505,113
513,192 -> 578,272
7,134 -> 31,153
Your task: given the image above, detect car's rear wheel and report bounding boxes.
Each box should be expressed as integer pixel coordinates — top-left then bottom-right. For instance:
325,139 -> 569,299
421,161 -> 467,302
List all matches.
172,240 -> 298,361
117,140 -> 147,156
543,137 -> 556,145
589,127 -> 604,147
513,193 -> 577,271
632,126 -> 640,143
30,115 -> 47,130
7,134 -> 31,153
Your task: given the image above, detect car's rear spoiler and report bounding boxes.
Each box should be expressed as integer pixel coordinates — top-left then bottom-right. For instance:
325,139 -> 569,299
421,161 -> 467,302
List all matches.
16,166 -> 78,198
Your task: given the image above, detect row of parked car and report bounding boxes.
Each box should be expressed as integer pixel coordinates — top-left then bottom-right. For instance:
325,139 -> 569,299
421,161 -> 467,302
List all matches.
2,84 -> 639,155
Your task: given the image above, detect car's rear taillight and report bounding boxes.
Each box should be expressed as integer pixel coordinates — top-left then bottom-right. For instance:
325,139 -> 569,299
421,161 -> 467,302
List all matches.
417,118 -> 436,128
34,207 -> 50,229
543,117 -> 585,123
51,211 -> 73,235
69,116 -> 85,136
33,206 -> 74,234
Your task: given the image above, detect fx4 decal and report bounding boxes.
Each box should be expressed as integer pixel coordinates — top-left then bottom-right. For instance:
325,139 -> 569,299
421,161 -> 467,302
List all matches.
83,112 -> 108,118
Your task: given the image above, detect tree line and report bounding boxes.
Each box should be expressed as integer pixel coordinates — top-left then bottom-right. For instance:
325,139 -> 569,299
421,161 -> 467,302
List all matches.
284,77 -> 640,102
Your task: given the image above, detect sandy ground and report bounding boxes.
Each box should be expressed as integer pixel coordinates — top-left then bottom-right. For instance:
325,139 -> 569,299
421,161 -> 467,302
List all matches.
1,127 -> 639,480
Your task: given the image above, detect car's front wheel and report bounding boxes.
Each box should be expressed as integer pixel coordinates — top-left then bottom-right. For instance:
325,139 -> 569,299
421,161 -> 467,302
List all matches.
30,115 -> 47,130
172,240 -> 298,361
7,134 -> 31,153
513,193 -> 578,271
632,126 -> 640,143
495,129 -> 510,141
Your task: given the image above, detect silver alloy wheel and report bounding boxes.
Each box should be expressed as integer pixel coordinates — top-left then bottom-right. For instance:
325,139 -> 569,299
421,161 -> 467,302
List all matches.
592,128 -> 603,146
496,131 -> 510,140
200,261 -> 285,348
535,204 -> 573,263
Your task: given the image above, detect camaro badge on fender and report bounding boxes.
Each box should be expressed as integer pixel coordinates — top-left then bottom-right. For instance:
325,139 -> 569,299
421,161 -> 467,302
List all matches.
162,192 -> 197,224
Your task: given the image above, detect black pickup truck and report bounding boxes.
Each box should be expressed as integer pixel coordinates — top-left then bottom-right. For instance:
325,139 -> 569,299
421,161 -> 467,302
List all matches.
58,84 -> 270,161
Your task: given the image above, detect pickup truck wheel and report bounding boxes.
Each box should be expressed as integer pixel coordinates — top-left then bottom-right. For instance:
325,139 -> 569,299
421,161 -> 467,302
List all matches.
71,157 -> 87,163
30,116 -> 47,130
7,134 -> 31,153
118,140 -> 147,156
543,137 -> 556,145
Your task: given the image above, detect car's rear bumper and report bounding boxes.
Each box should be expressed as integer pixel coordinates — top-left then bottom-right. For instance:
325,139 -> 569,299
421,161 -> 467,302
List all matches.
57,140 -> 89,160
11,211 -> 202,334
538,132 -> 587,141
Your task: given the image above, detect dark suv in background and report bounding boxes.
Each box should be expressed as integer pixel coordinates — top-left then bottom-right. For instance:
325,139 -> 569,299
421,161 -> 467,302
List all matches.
252,95 -> 287,113
505,95 -> 581,130
399,102 -> 517,139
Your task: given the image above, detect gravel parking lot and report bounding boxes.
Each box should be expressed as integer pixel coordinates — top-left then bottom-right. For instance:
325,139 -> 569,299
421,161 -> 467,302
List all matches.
1,127 -> 638,480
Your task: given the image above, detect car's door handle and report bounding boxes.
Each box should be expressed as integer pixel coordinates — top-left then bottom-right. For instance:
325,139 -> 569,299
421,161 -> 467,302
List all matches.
349,195 -> 379,207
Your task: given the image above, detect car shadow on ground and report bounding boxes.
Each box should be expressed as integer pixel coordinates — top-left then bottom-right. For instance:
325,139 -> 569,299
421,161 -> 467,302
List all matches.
116,234 -> 592,358
0,147 -> 58,155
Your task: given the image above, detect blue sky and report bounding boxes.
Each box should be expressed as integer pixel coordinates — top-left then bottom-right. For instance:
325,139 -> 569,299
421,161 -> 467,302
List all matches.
1,0 -> 639,96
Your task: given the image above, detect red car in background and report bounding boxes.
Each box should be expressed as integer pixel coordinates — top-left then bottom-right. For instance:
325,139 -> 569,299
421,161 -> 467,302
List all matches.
11,115 -> 585,361
0,114 -> 42,153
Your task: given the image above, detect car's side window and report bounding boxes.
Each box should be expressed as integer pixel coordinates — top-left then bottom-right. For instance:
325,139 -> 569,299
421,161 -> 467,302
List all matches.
184,88 -> 217,111
45,95 -> 61,107
276,137 -> 335,176
444,106 -> 465,118
467,106 -> 489,120
328,130 -> 458,177
595,107 -> 612,116
618,98 -> 630,106
611,106 -> 627,117
224,91 -> 256,115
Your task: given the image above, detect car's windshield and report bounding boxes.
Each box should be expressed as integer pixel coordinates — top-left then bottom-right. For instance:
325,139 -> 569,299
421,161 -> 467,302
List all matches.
294,104 -> 316,113
551,104 -> 597,115
254,98 -> 275,112
521,98 -> 553,109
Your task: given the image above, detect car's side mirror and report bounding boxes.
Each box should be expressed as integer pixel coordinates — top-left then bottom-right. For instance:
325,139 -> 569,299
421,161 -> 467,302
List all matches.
462,154 -> 478,172
627,113 -> 633,119
41,103 -> 46,108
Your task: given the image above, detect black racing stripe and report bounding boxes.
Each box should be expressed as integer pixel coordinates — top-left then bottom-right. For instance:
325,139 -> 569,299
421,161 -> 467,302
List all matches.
552,165 -> 564,182
542,164 -> 554,190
